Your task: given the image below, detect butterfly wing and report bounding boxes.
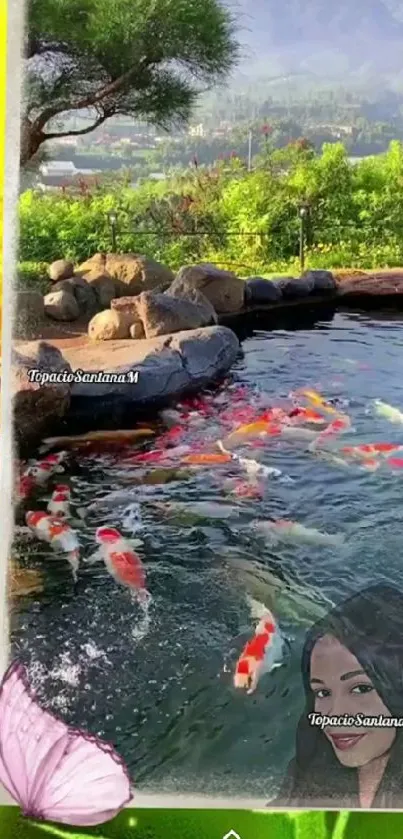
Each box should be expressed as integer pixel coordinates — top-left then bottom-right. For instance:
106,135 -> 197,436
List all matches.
0,662 -> 70,812
38,731 -> 131,825
0,662 -> 131,825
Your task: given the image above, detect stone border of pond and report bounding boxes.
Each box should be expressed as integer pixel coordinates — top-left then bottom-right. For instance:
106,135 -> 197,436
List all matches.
11,266 -> 403,455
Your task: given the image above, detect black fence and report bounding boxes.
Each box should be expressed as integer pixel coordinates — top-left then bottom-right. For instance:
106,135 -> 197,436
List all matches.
104,211 -> 395,276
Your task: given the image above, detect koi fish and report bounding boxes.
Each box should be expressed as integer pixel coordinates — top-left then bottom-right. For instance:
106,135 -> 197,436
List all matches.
40,429 -> 154,452
293,388 -> 339,416
217,441 -> 282,478
25,452 -> 67,485
225,420 -> 271,441
230,480 -> 264,499
341,443 -> 403,459
310,416 -> 351,449
387,457 -> 403,469
47,484 -> 71,518
182,452 -> 232,465
373,400 -> 403,425
93,526 -> 149,602
255,519 -> 344,547
288,407 -> 328,426
234,606 -> 284,694
160,409 -> 183,428
16,473 -> 36,502
25,511 -> 80,581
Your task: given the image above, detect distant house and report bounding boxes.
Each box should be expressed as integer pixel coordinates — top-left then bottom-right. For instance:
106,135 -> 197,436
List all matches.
37,160 -> 102,190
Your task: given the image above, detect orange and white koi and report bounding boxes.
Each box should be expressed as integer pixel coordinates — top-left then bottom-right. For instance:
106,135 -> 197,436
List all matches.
47,484 -> 71,518
25,510 -> 80,580
182,452 -> 232,465
292,388 -> 340,416
234,607 -> 284,694
288,407 -> 328,426
94,526 -> 149,602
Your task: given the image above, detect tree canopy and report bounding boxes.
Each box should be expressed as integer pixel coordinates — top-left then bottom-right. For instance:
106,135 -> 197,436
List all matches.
22,0 -> 239,165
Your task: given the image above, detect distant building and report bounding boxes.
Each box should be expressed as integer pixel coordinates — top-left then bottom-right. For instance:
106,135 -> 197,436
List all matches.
188,123 -> 205,137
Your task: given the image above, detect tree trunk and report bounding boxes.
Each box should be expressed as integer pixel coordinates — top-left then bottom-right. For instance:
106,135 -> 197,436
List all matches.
20,116 -> 45,167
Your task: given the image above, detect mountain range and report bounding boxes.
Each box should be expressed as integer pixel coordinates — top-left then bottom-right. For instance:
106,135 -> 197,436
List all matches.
229,0 -> 403,79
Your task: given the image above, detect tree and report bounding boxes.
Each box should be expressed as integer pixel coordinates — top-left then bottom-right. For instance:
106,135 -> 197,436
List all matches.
22,0 -> 239,166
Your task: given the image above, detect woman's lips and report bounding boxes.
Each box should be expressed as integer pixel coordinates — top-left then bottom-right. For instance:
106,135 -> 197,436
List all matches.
328,733 -> 366,751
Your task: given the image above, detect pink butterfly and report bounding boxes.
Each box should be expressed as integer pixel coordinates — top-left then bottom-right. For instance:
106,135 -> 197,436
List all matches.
0,661 -> 131,825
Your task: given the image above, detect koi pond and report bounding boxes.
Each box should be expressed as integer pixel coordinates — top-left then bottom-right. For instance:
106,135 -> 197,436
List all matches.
10,311 -> 403,800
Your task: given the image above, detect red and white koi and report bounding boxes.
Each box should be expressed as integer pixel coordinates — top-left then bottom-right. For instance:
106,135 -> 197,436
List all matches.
47,484 -> 71,518
234,605 -> 284,694
94,526 -> 150,602
217,441 -> 282,479
25,452 -> 67,486
310,416 -> 351,450
341,442 -> 403,460
25,510 -> 80,580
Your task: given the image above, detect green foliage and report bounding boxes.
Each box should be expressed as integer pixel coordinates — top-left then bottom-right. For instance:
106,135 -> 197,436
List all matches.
19,141 -> 403,276
18,261 -> 50,293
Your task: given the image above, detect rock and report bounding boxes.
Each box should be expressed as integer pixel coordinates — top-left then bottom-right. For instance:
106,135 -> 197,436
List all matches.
11,341 -> 72,450
302,269 -> 337,293
134,290 -> 216,338
336,271 -> 403,298
165,285 -> 218,324
14,291 -> 45,340
75,269 -> 118,308
88,309 -> 133,341
77,252 -> 174,295
245,277 -> 283,304
277,276 -> 315,299
130,322 -> 146,339
57,326 -> 240,402
170,263 -> 245,313
44,289 -> 80,321
52,277 -> 99,317
110,296 -> 142,316
49,259 -> 74,282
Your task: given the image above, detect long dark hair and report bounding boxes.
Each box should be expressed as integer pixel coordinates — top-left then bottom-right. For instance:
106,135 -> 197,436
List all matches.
275,583 -> 403,808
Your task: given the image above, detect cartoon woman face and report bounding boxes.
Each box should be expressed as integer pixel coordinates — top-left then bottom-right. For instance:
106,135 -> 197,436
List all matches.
310,634 -> 396,768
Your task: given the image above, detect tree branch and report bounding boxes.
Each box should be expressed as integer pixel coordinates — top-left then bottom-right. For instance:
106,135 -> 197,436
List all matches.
42,112 -> 110,140
33,63 -> 146,132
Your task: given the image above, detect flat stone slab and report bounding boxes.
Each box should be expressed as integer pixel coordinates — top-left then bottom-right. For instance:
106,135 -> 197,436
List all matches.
336,270 -> 403,298
35,325 -> 240,402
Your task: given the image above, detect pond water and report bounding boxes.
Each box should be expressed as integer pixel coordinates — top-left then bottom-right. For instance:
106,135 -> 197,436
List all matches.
10,311 -> 403,800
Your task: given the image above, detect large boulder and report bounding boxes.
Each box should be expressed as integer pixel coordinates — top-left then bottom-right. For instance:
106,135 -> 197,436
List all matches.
62,325 -> 240,402
77,252 -> 174,295
74,268 -> 119,308
44,289 -> 80,321
49,259 -> 74,282
244,277 -> 283,304
302,269 -> 337,294
170,263 -> 245,313
11,342 -> 72,450
88,309 -> 133,341
131,290 -> 216,338
277,275 -> 315,299
14,291 -> 45,340
52,277 -> 99,317
165,285 -> 218,324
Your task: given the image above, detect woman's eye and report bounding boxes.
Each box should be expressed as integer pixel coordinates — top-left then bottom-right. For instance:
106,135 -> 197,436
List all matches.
351,683 -> 374,695
314,688 -> 331,699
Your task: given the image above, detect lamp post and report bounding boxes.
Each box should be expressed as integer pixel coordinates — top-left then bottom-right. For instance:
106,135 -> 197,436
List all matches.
298,202 -> 309,275
107,211 -> 118,252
